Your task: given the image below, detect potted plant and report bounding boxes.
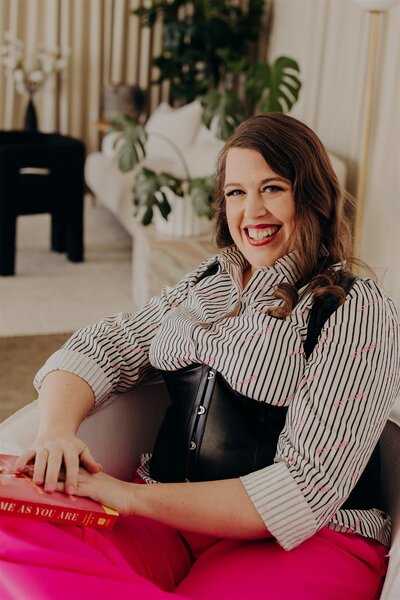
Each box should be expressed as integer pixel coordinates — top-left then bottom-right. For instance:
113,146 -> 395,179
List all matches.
111,113 -> 216,235
112,1 -> 301,235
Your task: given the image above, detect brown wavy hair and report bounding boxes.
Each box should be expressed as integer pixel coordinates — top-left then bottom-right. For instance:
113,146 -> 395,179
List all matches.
213,113 -> 355,318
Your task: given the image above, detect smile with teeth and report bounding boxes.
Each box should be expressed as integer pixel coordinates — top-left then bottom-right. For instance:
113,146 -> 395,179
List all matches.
245,225 -> 281,242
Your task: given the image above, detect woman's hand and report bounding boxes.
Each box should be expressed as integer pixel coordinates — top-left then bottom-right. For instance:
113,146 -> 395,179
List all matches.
57,468 -> 135,515
15,434 -> 102,495
14,370 -> 99,494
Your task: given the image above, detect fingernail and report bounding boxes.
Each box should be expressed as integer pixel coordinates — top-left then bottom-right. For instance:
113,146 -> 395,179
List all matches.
34,477 -> 43,485
67,485 -> 74,495
45,483 -> 55,492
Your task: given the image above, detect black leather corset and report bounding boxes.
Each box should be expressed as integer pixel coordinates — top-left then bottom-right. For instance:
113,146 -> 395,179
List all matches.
150,364 -> 382,511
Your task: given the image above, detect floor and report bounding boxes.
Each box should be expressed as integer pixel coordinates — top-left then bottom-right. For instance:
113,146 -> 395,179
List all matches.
0,333 -> 70,422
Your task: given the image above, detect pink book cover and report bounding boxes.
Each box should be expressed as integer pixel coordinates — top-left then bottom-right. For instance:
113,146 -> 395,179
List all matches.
0,454 -> 118,529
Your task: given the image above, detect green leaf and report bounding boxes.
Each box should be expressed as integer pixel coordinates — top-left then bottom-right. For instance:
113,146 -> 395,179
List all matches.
246,62 -> 271,104
158,172 -> 183,193
131,166 -> 184,226
201,90 -> 245,141
141,206 -> 154,226
248,56 -> 302,114
110,117 -> 147,173
118,144 -> 137,172
189,175 -> 215,219
157,191 -> 172,220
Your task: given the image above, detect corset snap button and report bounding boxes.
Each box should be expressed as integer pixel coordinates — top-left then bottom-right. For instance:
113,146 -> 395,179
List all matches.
189,441 -> 197,451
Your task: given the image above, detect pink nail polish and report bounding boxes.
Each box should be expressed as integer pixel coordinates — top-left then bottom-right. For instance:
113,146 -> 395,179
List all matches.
67,486 -> 74,495
45,483 -> 55,492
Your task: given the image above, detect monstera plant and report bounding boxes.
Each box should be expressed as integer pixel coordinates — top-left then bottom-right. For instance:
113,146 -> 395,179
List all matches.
111,114 -> 215,226
112,0 -> 302,227
201,55 -> 302,141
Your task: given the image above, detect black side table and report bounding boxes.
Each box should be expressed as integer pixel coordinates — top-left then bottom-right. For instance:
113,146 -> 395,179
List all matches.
0,131 -> 85,276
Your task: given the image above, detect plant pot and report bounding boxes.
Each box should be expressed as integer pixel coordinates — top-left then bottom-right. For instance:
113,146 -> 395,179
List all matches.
154,189 -> 213,238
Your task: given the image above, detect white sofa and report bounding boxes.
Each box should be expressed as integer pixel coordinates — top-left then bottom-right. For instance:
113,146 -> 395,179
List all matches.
0,383 -> 399,599
85,101 -> 225,237
85,102 -> 348,238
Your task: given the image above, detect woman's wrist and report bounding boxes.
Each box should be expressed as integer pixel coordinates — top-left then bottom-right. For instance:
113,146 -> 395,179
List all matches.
82,473 -> 139,516
36,425 -> 77,438
124,481 -> 140,515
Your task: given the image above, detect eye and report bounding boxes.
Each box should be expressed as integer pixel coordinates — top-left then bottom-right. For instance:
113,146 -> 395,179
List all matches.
225,188 -> 244,197
261,185 -> 284,194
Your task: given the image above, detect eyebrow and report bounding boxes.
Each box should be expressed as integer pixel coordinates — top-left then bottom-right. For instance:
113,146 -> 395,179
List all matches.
223,177 -> 290,190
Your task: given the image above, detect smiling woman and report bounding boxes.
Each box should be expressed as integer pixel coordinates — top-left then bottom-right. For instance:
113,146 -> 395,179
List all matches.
214,113 -> 354,318
1,113 -> 399,600
223,147 -> 296,274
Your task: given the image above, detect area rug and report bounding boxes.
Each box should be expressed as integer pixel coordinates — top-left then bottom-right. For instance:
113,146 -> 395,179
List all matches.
0,196 -> 135,337
0,334 -> 71,422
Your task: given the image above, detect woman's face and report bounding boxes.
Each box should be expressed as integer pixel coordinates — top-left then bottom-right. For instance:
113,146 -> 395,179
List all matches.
224,147 -> 296,273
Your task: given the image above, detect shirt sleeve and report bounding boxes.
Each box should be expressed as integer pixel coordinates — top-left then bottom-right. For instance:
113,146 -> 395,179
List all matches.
241,279 -> 400,550
34,255 -> 218,406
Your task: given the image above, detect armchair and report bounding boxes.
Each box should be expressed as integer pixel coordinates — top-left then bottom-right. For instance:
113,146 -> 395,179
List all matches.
1,380 -> 399,599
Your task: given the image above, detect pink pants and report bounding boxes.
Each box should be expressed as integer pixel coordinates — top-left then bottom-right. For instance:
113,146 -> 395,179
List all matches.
0,471 -> 389,599
0,511 -> 388,600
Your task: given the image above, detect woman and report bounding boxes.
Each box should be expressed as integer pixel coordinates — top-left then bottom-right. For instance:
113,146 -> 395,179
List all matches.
3,114 -> 399,599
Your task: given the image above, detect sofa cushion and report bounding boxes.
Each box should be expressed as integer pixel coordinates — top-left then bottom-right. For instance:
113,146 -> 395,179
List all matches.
193,124 -> 223,145
101,131 -> 124,160
167,141 -> 224,179
145,101 -> 203,161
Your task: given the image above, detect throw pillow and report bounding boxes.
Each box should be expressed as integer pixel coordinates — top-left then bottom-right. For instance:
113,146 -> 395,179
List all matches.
101,131 -> 124,160
145,101 -> 203,161
168,140 -> 225,179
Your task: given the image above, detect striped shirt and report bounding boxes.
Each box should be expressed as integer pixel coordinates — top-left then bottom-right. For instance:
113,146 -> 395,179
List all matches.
35,247 -> 400,551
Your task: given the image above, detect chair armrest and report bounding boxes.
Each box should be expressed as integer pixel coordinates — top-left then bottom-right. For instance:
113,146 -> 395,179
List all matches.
0,378 -> 170,481
379,403 -> 400,600
77,378 -> 169,480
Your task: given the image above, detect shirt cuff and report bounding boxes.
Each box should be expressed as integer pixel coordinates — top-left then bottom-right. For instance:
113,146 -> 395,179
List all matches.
240,461 -> 318,551
33,348 -> 114,405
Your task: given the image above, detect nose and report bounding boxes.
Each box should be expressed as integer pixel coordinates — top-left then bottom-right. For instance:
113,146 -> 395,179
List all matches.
244,190 -> 268,219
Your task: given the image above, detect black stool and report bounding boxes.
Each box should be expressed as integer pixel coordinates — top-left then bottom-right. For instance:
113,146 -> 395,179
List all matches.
0,131 -> 85,276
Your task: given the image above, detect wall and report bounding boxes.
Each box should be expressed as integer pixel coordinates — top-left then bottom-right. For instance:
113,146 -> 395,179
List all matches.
268,0 -> 400,306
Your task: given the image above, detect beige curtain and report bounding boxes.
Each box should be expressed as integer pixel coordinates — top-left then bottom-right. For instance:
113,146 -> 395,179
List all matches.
269,0 -> 400,306
0,0 -> 163,153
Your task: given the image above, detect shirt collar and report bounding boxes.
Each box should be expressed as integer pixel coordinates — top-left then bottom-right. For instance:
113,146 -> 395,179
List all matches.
216,246 -> 249,272
266,251 -> 303,286
216,245 -> 345,290
216,246 -> 302,287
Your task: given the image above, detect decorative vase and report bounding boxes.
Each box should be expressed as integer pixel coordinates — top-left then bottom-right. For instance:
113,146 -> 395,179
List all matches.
24,95 -> 38,132
102,84 -> 146,122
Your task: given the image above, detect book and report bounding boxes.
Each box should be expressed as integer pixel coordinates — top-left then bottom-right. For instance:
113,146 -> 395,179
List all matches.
0,454 -> 118,529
